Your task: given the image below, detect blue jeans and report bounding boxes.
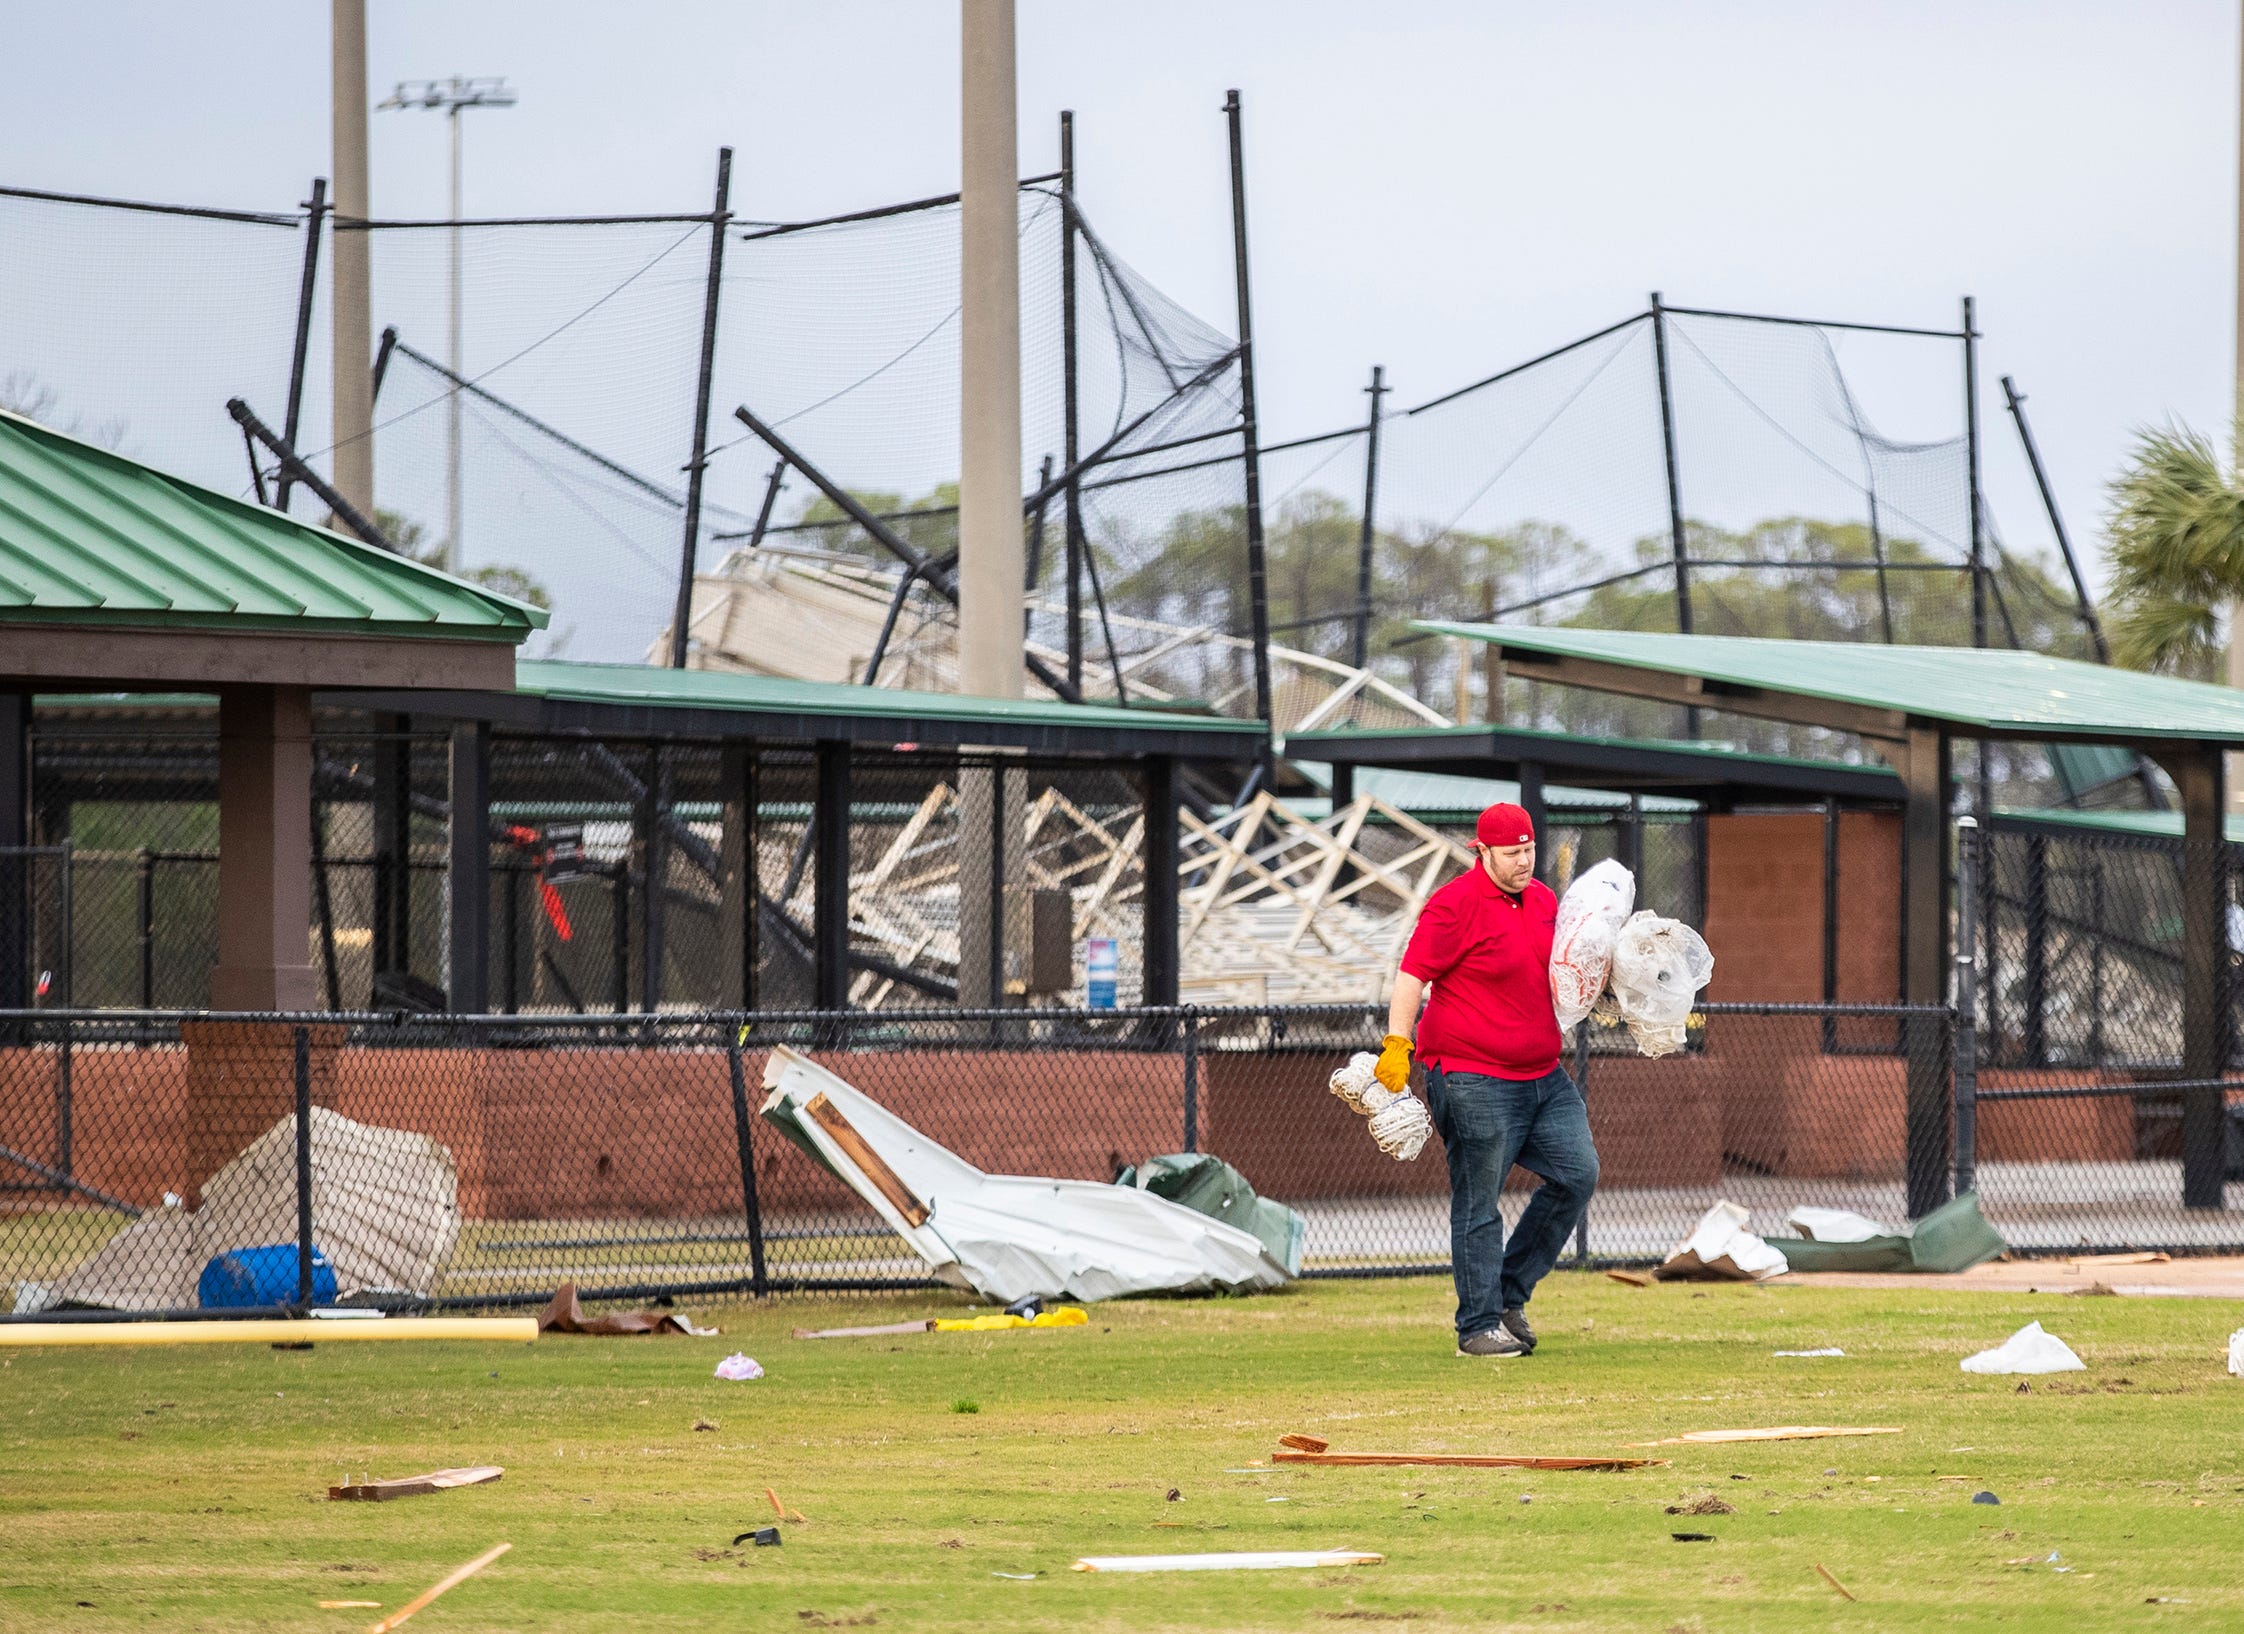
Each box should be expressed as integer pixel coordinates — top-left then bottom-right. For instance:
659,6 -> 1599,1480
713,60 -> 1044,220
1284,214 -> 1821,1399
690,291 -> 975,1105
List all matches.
1425,1064 -> 1599,1337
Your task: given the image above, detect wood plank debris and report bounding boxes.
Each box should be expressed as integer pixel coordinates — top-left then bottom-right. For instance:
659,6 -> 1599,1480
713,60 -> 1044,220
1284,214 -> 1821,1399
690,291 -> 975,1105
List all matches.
792,1319 -> 937,1340
1278,1433 -> 1329,1452
1072,1549 -> 1385,1573
366,1542 -> 510,1632
1815,1563 -> 1856,1601
2064,1251 -> 2170,1268
802,1093 -> 930,1226
1625,1426 -> 1902,1447
327,1466 -> 503,1502
1275,1451 -> 1661,1471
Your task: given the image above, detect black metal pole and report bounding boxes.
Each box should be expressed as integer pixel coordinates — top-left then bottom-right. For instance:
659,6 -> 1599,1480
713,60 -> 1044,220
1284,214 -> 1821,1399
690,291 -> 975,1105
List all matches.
136,847 -> 154,1008
370,325 -> 399,408
1866,486 -> 1896,644
670,148 -> 734,669
743,458 -> 787,552
310,794 -> 341,1010
294,1025 -> 314,1309
1060,110 -> 1085,694
1650,293 -> 1697,735
1964,296 -> 1986,649
1025,454 -> 1055,608
1224,89 -> 1276,754
609,858 -> 630,1015
1181,1006 -> 1200,1153
1352,364 -> 1386,672
812,740 -> 851,1017
1822,798 -> 1840,1053
639,747 -> 668,1012
1999,374 -> 2108,661
1953,815 -> 1980,1198
274,177 -> 328,515
1570,1020 -> 1590,1263
226,398 -> 392,552
728,1040 -> 769,1296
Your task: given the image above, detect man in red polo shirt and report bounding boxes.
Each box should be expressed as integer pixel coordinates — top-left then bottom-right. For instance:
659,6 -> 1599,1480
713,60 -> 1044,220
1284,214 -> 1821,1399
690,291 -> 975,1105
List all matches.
1374,801 -> 1597,1357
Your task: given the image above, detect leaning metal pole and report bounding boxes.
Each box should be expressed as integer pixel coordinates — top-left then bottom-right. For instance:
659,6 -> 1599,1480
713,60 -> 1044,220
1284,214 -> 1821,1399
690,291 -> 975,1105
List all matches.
1649,291 -> 1697,735
1351,363 -> 1386,672
275,177 -> 328,515
671,147 -> 734,668
1226,89 -> 1275,761
1060,109 -> 1085,694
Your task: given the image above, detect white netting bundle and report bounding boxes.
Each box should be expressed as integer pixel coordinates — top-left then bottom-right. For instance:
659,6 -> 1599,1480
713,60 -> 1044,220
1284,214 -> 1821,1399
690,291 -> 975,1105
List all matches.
1328,1052 -> 1433,1161
1608,910 -> 1716,1058
1550,860 -> 1636,1033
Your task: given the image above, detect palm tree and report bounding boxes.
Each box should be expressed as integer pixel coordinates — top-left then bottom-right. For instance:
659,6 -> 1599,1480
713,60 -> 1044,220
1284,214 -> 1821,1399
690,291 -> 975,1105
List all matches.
2104,422 -> 2244,678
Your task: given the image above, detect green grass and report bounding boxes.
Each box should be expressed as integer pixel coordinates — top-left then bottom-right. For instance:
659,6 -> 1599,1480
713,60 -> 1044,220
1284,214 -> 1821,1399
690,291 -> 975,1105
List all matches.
2,1273 -> 2240,1630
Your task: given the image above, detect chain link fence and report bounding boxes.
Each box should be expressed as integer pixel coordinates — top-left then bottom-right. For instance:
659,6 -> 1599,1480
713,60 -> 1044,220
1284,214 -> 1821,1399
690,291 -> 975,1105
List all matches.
6,997 -> 2238,1321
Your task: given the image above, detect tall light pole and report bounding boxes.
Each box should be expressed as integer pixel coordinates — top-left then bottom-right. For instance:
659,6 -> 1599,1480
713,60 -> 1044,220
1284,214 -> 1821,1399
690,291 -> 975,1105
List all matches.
378,75 -> 517,572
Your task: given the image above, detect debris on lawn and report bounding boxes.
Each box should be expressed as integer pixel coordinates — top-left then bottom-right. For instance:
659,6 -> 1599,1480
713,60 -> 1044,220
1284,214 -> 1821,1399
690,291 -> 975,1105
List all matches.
1626,1426 -> 1901,1447
693,1419 -> 719,1432
1115,1153 -> 1309,1272
1655,1201 -> 1788,1281
1071,1549 -> 1384,1573
793,1319 -> 936,1340
1972,1491 -> 2001,1505
1665,1496 -> 1735,1515
538,1282 -> 717,1337
1960,1321 -> 2085,1375
1779,1190 -> 2006,1274
1814,1563 -> 1856,1601
732,1527 -> 783,1547
714,1353 -> 765,1381
328,1465 -> 503,1502
2228,1328 -> 2243,1376
766,1488 -> 808,1523
1772,1348 -> 1846,1358
2067,1250 -> 2169,1268
1670,1532 -> 1716,1543
317,1602 -> 382,1610
1275,1444 -> 1662,1470
1604,1269 -> 1652,1287
931,1307 -> 1088,1332
35,1109 -> 458,1313
1279,1433 -> 1329,1452
366,1541 -> 510,1634
991,1572 -> 1039,1580
760,1046 -> 1289,1302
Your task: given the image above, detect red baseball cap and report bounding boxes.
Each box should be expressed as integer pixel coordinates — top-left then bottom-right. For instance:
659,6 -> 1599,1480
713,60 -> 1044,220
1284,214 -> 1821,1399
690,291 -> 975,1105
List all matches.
1475,801 -> 1535,848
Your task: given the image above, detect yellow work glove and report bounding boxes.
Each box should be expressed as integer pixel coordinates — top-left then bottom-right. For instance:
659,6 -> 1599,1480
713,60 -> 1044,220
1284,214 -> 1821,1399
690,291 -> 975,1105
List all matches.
1373,1033 -> 1414,1094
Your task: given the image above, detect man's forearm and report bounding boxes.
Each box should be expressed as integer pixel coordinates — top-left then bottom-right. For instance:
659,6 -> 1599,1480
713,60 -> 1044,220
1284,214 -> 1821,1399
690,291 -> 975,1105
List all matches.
1386,972 -> 1427,1041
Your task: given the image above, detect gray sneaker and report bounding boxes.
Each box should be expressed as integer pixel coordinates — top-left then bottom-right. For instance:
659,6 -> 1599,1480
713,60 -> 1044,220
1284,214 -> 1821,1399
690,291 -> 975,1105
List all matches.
1456,1326 -> 1530,1357
1500,1306 -> 1537,1353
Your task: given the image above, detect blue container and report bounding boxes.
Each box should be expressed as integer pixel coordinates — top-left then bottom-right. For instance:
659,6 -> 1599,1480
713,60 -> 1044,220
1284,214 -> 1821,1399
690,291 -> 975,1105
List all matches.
1086,936 -> 1118,1010
197,1244 -> 336,1309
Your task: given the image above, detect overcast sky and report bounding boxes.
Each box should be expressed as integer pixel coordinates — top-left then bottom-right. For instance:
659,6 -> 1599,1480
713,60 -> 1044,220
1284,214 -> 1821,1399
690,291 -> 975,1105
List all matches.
6,1 -> 2239,600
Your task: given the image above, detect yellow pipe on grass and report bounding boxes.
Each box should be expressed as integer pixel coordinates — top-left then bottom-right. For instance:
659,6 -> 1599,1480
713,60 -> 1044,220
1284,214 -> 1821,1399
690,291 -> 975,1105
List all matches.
0,1316 -> 538,1347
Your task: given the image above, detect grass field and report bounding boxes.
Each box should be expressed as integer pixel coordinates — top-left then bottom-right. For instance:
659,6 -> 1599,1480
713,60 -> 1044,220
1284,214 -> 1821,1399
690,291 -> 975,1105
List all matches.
2,1273 -> 2240,1631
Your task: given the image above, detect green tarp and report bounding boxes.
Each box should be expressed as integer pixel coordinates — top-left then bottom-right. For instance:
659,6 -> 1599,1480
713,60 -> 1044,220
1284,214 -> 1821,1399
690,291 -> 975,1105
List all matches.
1116,1155 -> 1306,1278
1780,1190 -> 2007,1274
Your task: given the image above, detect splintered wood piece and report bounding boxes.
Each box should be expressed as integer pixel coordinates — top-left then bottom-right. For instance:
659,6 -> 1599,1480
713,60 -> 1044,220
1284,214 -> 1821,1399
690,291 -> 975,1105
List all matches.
1815,1563 -> 1856,1601
1605,1269 -> 1653,1287
317,1603 -> 382,1610
1073,1549 -> 1384,1573
328,1466 -> 504,1502
791,1320 -> 936,1340
803,1092 -> 931,1226
2065,1250 -> 2170,1268
366,1542 -> 510,1633
1625,1426 -> 1902,1447
765,1487 -> 787,1519
1277,1433 -> 1329,1452
1273,1452 -> 1661,1471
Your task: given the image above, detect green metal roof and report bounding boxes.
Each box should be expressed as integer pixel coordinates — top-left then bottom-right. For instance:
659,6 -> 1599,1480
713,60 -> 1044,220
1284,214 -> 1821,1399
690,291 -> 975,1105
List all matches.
1416,623 -> 2244,745
1993,807 -> 2244,844
1291,762 -> 1698,816
1287,718 -> 1888,778
0,410 -> 545,641
514,661 -> 1266,735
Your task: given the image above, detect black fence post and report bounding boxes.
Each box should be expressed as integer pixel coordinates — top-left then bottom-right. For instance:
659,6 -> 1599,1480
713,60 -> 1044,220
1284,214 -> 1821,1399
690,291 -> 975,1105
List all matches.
609,858 -> 631,1016
1821,800 -> 1839,1053
2022,831 -> 2048,1066
1953,816 -> 1980,1199
1223,89 -> 1275,763
274,176 -> 328,515
728,1037 -> 769,1297
136,846 -> 155,1009
54,1022 -> 72,1185
1352,363 -> 1386,672
293,1024 -> 314,1309
1059,109 -> 1085,694
1181,1007 -> 1200,1154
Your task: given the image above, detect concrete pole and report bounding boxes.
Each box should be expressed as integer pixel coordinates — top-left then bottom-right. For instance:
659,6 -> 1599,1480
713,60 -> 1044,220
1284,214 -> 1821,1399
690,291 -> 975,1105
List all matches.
2230,1 -> 2244,809
446,104 -> 463,572
210,686 -> 318,1012
957,0 -> 1024,701
330,0 -> 376,524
